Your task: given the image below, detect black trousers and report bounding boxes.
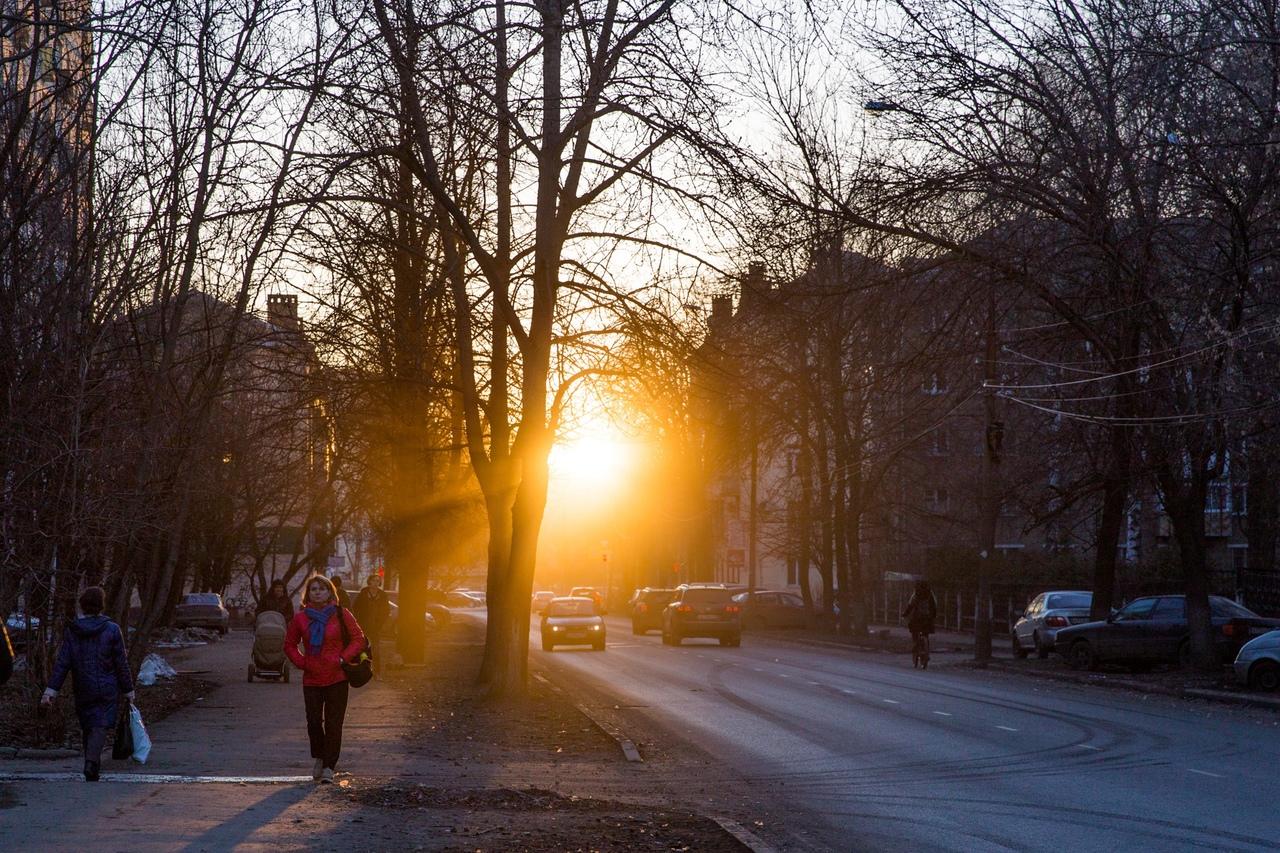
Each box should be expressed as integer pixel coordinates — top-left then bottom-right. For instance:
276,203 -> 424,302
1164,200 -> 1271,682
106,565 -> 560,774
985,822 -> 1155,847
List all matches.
303,680 -> 349,769
82,726 -> 109,764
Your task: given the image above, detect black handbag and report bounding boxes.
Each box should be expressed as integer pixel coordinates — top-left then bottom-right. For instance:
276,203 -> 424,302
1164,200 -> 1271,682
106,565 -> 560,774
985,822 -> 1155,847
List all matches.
335,607 -> 373,688
112,705 -> 134,759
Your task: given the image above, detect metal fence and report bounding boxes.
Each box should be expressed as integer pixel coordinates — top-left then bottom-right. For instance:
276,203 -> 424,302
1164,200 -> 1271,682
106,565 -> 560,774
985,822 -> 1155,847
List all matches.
865,570 -> 1280,635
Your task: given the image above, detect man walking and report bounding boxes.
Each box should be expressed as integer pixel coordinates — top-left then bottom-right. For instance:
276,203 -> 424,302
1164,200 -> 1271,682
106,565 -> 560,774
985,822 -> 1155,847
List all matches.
352,574 -> 391,673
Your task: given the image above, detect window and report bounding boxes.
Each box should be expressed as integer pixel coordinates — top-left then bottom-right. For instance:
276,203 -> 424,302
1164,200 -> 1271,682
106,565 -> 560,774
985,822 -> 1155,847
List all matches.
1115,598 -> 1158,621
1046,593 -> 1091,610
928,429 -> 951,456
924,488 -> 950,513
781,594 -> 805,608
922,373 -> 948,395
1152,598 -> 1186,620
786,556 -> 799,585
1232,547 -> 1248,573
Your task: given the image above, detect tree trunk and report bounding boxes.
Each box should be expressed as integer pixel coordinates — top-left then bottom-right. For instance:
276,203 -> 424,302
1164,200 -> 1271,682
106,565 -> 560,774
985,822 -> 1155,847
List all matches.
1246,443 -> 1279,575
1159,469 -> 1216,671
1091,425 -> 1130,620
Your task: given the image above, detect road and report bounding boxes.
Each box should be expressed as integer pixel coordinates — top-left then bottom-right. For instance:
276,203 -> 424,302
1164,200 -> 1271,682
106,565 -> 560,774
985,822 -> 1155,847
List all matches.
525,613 -> 1280,852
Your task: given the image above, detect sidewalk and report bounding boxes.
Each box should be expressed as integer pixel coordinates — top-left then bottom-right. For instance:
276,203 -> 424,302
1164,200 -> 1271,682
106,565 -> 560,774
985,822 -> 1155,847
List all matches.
0,625 -> 749,852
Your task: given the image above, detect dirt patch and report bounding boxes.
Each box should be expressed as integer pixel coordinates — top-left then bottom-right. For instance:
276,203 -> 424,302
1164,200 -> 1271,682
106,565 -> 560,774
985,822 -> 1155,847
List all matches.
389,634 -> 616,762
339,782 -> 745,852
333,625 -> 745,852
0,673 -> 216,750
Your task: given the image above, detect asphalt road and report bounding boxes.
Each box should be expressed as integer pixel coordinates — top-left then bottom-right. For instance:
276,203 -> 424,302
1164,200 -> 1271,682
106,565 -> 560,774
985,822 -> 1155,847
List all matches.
528,614 -> 1280,852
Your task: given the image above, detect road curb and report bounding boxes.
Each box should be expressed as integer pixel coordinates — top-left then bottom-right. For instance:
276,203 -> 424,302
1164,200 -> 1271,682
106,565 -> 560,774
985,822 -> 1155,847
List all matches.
0,747 -> 81,760
531,671 -> 643,762
708,816 -> 780,853
981,661 -> 1280,710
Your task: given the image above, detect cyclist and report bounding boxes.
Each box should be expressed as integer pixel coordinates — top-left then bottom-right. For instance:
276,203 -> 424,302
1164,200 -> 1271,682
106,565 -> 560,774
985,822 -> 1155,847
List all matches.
901,580 -> 938,669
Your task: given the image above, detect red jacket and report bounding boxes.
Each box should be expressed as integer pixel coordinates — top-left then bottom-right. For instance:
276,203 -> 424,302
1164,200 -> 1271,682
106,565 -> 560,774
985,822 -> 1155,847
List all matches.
285,607 -> 366,687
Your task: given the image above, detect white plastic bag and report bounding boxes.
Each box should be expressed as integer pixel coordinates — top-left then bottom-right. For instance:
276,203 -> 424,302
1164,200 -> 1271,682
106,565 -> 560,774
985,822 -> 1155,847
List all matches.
129,704 -> 151,764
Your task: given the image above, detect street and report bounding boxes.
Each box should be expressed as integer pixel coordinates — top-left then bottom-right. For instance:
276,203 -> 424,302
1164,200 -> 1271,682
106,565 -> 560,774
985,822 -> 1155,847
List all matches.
530,614 -> 1280,852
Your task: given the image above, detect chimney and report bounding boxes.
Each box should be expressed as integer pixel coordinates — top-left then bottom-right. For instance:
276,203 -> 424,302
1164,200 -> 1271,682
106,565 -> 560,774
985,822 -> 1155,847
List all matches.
267,294 -> 299,331
737,262 -> 771,313
710,294 -> 733,331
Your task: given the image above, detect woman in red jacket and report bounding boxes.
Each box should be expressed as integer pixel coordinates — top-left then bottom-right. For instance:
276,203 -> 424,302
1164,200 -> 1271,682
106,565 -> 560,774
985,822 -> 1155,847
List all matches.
284,575 -> 366,782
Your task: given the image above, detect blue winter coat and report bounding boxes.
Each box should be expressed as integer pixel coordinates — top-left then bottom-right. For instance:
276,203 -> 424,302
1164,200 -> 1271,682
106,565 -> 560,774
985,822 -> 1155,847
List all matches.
48,615 -> 134,728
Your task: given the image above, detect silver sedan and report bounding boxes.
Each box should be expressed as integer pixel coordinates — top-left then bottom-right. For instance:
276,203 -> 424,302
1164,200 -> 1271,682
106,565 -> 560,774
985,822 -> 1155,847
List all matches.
1234,629 -> 1280,691
1012,590 -> 1093,659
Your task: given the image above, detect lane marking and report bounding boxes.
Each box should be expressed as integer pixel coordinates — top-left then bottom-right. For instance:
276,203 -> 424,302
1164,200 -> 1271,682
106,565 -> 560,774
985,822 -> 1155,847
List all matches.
932,711 -> 952,717
840,688 -> 858,695
778,674 -> 790,679
807,681 -> 822,686
1079,745 -> 1102,751
1187,769 -> 1223,779
751,667 -> 764,672
996,725 -> 1018,732
882,699 -> 900,704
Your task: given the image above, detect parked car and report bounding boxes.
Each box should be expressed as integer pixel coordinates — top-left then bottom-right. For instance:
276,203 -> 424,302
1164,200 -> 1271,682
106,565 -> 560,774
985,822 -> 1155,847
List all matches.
453,588 -> 486,605
662,586 -> 741,646
3,611 -> 40,649
386,601 -> 442,638
1234,630 -> 1280,691
631,588 -> 676,634
1054,595 -> 1280,670
174,592 -> 230,635
730,590 -> 810,630
541,597 -> 606,651
1011,590 -> 1093,659
570,586 -> 606,614
445,591 -> 484,609
531,590 -> 557,613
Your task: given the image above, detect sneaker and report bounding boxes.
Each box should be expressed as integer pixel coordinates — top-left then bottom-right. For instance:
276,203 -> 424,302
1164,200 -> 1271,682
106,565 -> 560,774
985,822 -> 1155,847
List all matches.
84,760 -> 100,782
312,758 -> 324,780
320,767 -> 334,783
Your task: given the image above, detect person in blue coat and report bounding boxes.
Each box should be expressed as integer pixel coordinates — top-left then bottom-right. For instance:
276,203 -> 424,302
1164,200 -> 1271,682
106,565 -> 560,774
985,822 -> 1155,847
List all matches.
40,587 -> 135,781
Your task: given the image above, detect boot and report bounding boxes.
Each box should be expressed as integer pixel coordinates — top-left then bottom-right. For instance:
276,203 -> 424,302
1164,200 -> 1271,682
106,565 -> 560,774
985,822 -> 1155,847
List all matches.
84,760 -> 100,782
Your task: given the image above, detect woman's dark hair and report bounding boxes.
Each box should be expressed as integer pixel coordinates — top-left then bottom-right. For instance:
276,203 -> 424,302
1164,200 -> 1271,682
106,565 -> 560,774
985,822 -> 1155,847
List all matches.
915,580 -> 932,597
269,579 -> 286,593
79,586 -> 106,615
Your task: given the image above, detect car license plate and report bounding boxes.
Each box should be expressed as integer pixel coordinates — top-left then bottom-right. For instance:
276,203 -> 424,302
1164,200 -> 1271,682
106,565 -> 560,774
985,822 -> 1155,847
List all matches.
698,614 -> 719,621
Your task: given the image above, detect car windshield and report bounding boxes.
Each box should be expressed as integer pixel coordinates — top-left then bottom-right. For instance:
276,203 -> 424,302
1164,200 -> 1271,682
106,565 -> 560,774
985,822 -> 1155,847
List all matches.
1210,597 -> 1258,618
1047,593 -> 1091,610
683,588 -> 733,604
570,588 -> 596,596
547,599 -> 596,617
641,590 -> 673,602
183,593 -> 219,606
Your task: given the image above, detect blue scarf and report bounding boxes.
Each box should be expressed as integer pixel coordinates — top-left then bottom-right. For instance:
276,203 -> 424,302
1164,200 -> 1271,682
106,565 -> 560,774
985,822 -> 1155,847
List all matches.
303,605 -> 336,654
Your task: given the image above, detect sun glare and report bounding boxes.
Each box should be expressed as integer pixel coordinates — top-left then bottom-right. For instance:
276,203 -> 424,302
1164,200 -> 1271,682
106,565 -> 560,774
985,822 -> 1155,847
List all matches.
549,431 -> 633,489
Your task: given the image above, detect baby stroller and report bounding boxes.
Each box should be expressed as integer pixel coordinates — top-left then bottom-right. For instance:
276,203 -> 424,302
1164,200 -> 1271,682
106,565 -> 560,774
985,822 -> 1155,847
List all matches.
247,610 -> 290,682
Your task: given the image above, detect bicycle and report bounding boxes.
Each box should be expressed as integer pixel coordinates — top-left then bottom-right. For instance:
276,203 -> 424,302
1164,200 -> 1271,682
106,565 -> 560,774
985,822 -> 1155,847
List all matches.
911,631 -> 930,669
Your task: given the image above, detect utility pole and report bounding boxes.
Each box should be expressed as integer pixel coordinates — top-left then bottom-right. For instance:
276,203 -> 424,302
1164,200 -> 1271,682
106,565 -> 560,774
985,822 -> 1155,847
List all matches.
976,286 -> 1002,662
748,406 -> 759,597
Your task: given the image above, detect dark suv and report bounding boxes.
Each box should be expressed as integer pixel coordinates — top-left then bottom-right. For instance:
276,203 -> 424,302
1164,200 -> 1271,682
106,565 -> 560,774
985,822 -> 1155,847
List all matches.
662,585 -> 741,646
631,588 -> 676,635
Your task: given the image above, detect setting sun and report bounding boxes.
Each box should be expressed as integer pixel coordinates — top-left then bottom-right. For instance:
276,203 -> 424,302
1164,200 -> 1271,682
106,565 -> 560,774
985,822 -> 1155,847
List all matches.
548,430 -> 634,489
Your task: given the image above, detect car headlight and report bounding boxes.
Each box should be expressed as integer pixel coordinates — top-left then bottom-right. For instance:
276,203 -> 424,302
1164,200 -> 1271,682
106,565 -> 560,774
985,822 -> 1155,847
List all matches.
591,624 -> 601,631
551,625 -> 563,631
